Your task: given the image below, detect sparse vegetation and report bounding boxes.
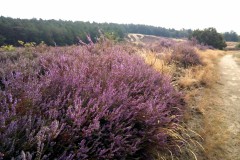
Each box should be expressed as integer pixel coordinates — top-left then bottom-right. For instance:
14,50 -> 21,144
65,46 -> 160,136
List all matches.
235,42 -> 240,49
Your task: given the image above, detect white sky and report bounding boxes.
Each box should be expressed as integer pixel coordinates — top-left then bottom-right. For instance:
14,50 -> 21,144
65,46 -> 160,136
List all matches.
0,0 -> 239,34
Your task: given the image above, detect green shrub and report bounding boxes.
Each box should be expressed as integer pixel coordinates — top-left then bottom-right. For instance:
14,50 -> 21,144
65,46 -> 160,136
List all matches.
190,28 -> 227,50
18,40 -> 36,47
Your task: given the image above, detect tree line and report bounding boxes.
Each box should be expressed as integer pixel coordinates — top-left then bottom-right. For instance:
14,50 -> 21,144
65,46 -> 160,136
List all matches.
0,16 -> 239,47
0,16 -> 192,46
223,31 -> 239,42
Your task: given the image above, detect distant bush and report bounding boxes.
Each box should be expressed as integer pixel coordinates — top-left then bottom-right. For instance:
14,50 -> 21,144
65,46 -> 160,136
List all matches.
146,38 -> 176,53
0,45 -> 184,159
171,44 -> 202,68
190,28 -> 227,50
158,38 -> 176,48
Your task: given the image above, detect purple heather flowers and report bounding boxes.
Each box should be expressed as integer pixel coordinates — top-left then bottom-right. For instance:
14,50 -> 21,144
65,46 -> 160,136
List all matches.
0,44 -> 185,159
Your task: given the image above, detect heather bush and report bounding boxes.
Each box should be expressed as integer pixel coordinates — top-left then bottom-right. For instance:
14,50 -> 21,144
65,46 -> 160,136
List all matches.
170,44 -> 202,68
0,51 -> 21,63
146,38 -> 176,53
186,38 -> 213,51
0,45 -> 184,159
158,38 -> 176,48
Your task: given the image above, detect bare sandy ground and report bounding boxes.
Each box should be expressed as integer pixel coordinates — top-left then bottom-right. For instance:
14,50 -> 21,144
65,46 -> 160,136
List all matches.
126,33 -> 184,45
127,34 -> 144,44
205,54 -> 240,160
217,54 -> 240,159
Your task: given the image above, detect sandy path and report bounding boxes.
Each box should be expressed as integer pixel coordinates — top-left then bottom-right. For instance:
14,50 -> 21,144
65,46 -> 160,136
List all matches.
209,54 -> 240,160
218,54 -> 240,159
127,34 -> 145,44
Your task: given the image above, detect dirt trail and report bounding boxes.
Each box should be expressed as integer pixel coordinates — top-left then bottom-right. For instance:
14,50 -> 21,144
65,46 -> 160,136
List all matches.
127,34 -> 144,44
207,54 -> 240,160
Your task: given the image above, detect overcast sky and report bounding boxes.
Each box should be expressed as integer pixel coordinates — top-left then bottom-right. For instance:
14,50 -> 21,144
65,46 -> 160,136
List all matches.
1,0 -> 239,34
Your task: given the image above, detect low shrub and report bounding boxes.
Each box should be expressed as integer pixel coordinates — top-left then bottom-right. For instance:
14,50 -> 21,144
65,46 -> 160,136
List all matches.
1,45 -> 15,51
0,45 -> 185,159
146,38 -> 176,53
186,38 -> 214,51
171,44 -> 202,68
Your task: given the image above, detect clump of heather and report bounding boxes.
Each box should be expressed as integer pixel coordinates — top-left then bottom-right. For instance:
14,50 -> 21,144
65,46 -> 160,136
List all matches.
186,38 -> 214,51
170,44 -> 202,68
146,38 -> 176,53
0,44 -> 184,159
158,38 -> 176,48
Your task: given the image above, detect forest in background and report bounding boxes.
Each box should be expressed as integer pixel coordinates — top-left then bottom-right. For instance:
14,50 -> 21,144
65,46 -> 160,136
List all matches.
0,16 -> 239,46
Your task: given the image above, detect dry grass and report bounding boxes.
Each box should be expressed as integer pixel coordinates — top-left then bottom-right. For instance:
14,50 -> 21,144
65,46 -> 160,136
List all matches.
152,123 -> 203,160
139,48 -> 226,106
137,48 -> 209,159
178,69 -> 198,88
197,86 -> 231,159
137,45 -> 228,159
197,49 -> 225,64
177,49 -> 224,90
188,50 -> 233,159
177,49 -> 227,160
186,49 -> 225,111
232,51 -> 240,64
139,49 -> 176,77
178,65 -> 212,89
226,41 -> 238,49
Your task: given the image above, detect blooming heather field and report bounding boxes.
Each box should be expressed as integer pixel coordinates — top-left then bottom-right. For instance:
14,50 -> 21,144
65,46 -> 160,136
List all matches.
0,37 -> 223,159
